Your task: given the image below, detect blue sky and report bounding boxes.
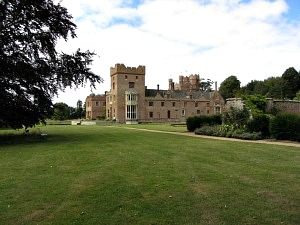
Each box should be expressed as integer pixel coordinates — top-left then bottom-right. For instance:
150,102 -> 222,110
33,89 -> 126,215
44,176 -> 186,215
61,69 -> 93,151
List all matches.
285,0 -> 300,20
55,0 -> 300,106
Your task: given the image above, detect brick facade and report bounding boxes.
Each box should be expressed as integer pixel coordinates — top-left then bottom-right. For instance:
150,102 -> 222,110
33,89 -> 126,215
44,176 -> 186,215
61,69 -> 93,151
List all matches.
103,64 -> 225,123
85,94 -> 106,120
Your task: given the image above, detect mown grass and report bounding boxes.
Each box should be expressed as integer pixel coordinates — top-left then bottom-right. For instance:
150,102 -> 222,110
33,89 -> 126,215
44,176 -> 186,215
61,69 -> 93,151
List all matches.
0,125 -> 299,225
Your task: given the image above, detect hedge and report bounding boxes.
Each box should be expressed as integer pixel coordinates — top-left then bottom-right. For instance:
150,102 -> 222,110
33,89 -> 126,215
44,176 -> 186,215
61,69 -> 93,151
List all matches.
247,114 -> 270,138
186,115 -> 222,132
270,113 -> 300,141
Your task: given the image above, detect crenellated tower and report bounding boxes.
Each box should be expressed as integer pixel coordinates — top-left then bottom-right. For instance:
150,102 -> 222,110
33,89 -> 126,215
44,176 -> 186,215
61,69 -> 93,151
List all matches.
107,63 -> 146,123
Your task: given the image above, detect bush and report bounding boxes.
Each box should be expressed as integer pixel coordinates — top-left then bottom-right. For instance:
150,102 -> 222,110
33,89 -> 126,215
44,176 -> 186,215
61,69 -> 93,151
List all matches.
195,125 -> 263,140
194,125 -> 220,136
186,115 -> 222,132
270,113 -> 300,141
247,114 -> 270,138
222,106 -> 250,128
231,131 -> 262,140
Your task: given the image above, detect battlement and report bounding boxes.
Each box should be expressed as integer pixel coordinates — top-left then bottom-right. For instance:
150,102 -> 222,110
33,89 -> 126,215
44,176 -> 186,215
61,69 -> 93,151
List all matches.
110,63 -> 146,76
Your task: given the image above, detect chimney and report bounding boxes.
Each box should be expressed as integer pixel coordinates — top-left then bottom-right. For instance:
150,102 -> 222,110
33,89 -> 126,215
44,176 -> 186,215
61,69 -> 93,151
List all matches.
215,81 -> 218,91
168,79 -> 173,90
157,84 -> 160,91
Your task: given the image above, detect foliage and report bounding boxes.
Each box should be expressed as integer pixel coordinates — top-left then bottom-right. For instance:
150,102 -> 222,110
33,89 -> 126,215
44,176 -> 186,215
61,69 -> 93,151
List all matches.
242,94 -> 267,114
186,115 -> 222,132
270,113 -> 300,141
293,90 -> 300,101
219,75 -> 241,100
0,0 -> 103,129
238,67 -> 300,100
52,100 -> 84,120
281,67 -> 300,99
200,78 -> 214,91
195,125 -> 262,140
247,114 -> 270,138
231,131 -> 262,140
76,100 -> 84,119
53,102 -> 70,121
222,106 -> 250,128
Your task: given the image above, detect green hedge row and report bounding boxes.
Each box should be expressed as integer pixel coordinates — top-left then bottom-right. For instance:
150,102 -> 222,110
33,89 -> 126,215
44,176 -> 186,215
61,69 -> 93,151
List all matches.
270,113 -> 300,142
189,113 -> 300,142
186,115 -> 222,132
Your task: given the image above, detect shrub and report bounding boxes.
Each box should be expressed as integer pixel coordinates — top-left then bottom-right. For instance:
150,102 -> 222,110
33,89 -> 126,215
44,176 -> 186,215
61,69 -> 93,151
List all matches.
195,125 -> 220,136
195,125 -> 263,140
232,131 -> 262,140
222,106 -> 250,128
270,113 -> 300,141
186,115 -> 222,132
247,114 -> 270,137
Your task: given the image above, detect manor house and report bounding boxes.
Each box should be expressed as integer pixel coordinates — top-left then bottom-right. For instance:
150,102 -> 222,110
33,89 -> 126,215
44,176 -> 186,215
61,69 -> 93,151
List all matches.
86,63 -> 225,123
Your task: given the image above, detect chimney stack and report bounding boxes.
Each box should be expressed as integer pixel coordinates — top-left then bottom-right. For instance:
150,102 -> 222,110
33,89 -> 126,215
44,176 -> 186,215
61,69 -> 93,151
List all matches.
215,81 -> 218,91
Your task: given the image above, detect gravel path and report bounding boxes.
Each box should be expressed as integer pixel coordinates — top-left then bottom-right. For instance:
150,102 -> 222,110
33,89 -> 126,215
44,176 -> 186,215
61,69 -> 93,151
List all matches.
120,127 -> 300,148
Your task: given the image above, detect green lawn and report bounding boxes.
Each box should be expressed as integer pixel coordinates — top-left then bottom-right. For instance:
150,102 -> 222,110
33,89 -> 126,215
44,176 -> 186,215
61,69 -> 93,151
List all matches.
0,125 -> 299,225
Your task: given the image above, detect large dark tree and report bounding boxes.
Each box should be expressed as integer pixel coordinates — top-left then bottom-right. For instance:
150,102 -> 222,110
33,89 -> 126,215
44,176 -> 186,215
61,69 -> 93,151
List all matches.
53,102 -> 70,121
0,0 -> 102,129
281,67 -> 300,99
219,75 -> 241,100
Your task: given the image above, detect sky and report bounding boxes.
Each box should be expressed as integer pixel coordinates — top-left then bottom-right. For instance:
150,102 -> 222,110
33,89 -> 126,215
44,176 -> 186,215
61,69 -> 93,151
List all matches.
53,0 -> 300,107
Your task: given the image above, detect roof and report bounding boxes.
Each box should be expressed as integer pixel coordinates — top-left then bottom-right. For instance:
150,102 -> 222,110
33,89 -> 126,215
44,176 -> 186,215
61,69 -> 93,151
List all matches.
145,89 -> 214,100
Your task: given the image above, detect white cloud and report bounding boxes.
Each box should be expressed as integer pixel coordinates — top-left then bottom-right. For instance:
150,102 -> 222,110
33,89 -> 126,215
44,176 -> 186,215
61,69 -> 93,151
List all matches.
54,0 -> 300,106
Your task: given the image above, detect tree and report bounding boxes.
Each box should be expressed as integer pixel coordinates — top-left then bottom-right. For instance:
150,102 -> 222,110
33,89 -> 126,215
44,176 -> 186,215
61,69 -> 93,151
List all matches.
294,90 -> 300,101
53,102 -> 70,121
0,0 -> 103,129
281,67 -> 300,99
76,100 -> 83,119
219,75 -> 241,100
242,94 -> 266,115
265,77 -> 284,99
200,78 -> 214,91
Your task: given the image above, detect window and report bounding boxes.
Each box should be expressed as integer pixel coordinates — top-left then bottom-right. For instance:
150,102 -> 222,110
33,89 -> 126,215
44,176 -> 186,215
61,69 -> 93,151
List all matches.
136,76 -> 138,80
206,102 -> 209,107
215,106 -> 221,115
149,112 -> 153,118
129,82 -> 135,88
195,102 -> 198,107
168,110 -> 171,119
95,101 -> 99,106
172,102 -> 175,107
161,102 -> 164,107
127,105 -> 137,120
125,75 -> 127,79
184,102 -> 187,107
197,110 -> 200,114
181,109 -> 185,117
103,102 -> 106,106
149,101 -> 153,106
207,110 -> 210,114
127,94 -> 137,101
113,82 -> 115,90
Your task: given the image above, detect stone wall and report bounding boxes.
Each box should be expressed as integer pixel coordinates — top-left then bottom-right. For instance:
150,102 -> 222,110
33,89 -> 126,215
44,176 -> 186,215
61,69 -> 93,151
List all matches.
226,98 -> 300,115
266,99 -> 300,115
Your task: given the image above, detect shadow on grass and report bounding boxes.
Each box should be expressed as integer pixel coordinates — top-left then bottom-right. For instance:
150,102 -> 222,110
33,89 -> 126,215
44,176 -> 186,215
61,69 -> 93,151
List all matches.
0,128 -> 69,147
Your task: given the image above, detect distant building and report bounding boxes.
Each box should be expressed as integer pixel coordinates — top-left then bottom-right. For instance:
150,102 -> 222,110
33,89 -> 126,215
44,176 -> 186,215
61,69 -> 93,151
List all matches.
102,63 -> 225,123
85,94 -> 106,120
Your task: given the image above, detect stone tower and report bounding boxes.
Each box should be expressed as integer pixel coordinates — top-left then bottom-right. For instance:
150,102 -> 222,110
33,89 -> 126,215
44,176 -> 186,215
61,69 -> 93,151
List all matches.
107,63 -> 146,123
